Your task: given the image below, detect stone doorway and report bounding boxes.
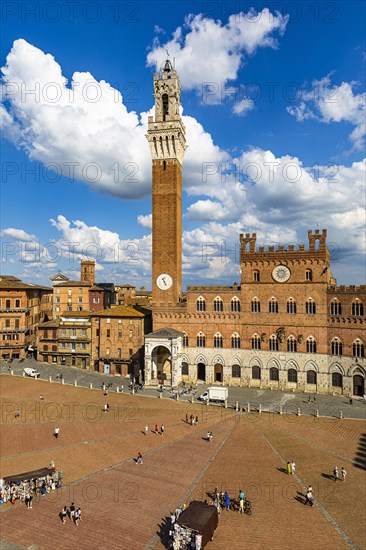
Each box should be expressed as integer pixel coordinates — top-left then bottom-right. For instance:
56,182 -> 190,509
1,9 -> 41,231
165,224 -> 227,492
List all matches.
214,363 -> 223,383
197,363 -> 206,382
353,374 -> 364,396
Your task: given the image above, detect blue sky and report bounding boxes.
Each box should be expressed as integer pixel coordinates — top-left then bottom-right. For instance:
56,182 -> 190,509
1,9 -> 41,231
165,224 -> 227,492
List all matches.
1,1 -> 365,287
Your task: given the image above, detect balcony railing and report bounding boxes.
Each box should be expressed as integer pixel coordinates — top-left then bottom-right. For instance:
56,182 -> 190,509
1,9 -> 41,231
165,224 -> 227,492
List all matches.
0,307 -> 30,313
0,328 -> 27,333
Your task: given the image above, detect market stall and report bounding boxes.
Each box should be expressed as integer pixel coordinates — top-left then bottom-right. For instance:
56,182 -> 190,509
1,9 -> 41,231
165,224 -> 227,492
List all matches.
0,465 -> 63,505
173,501 -> 219,549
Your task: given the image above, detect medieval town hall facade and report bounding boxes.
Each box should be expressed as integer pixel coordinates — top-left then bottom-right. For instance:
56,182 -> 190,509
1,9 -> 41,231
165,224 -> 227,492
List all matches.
144,61 -> 365,397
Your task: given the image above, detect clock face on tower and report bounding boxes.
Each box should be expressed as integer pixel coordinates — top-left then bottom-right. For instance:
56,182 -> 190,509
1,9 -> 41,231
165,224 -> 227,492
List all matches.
156,273 -> 173,290
272,265 -> 291,283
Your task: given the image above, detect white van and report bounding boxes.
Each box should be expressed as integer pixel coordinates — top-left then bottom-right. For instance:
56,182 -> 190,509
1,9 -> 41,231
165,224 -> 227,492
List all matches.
199,387 -> 228,403
24,368 -> 40,378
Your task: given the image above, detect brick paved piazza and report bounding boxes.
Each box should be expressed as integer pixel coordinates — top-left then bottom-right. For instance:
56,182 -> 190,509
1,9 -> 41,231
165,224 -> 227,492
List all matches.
0,376 -> 365,550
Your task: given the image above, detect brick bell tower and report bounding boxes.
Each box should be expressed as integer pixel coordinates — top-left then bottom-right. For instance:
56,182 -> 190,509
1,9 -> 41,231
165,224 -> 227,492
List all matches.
146,59 -> 186,306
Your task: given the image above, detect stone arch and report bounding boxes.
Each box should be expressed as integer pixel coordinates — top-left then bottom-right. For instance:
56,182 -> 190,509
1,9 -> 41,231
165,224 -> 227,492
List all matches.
212,355 -> 225,366
285,359 -> 299,370
181,353 -> 190,363
194,354 -> 207,365
250,356 -> 263,368
267,357 -> 281,370
304,360 -> 319,373
231,355 -> 242,366
348,364 -> 366,377
329,362 -> 345,375
151,344 -> 171,383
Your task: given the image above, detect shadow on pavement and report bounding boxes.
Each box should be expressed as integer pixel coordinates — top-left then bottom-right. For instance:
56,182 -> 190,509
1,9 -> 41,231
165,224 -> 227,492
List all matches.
321,473 -> 334,481
156,515 -> 172,549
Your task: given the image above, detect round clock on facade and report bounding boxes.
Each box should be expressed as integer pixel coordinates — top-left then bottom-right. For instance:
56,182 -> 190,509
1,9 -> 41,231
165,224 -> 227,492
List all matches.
272,265 -> 291,283
156,273 -> 173,290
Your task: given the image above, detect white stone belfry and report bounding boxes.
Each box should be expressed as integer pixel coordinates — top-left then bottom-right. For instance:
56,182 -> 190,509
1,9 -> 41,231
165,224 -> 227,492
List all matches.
146,60 -> 186,164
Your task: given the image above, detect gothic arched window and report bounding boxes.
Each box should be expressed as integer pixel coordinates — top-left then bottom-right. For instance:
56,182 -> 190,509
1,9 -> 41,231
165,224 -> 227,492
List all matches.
162,94 -> 169,120
331,337 -> 343,355
352,300 -> 364,316
231,333 -> 241,349
214,332 -> 223,348
197,297 -> 206,312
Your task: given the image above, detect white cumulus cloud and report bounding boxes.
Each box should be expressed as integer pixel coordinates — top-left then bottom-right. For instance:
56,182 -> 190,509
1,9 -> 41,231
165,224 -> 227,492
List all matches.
147,9 -> 289,93
287,75 -> 366,150
1,39 -> 226,199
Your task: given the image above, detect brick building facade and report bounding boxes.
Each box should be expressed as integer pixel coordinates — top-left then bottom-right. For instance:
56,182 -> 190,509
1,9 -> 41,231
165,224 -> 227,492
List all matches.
51,260 -> 112,319
39,306 -> 145,376
0,276 -> 52,359
144,62 -> 365,396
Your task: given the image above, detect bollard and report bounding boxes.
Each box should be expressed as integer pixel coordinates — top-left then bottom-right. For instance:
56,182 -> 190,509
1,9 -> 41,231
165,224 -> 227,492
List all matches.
49,376 -> 52,383
339,410 -> 343,419
247,402 -> 250,414
225,400 -> 228,409
116,387 -> 119,393
10,370 -> 13,376
191,395 -> 194,404
176,392 -> 179,401
23,371 -> 25,377
279,405 -> 283,415
258,404 -> 262,414
62,378 -> 65,385
297,407 -> 301,417
316,409 -> 319,417
159,391 -> 162,399
74,380 -> 77,387
132,386 -> 135,395
235,401 -> 239,412
89,382 -> 93,389
206,399 -> 209,407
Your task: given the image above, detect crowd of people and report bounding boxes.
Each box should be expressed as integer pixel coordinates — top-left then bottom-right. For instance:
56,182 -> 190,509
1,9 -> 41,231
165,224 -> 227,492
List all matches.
60,502 -> 82,525
0,466 -> 62,507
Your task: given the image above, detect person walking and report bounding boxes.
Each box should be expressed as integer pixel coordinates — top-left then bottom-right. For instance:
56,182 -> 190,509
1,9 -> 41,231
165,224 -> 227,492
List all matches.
286,461 -> 291,475
77,507 -> 82,521
136,451 -> 143,465
120,384 -> 124,393
224,492 -> 230,511
69,502 -> 75,521
53,427 -> 60,439
61,505 -> 68,524
144,424 -> 148,436
333,466 -> 339,482
291,461 -> 296,475
74,508 -> 80,526
155,424 -> 159,434
160,425 -> 165,436
341,467 -> 347,481
239,497 -> 244,514
304,489 -> 314,507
